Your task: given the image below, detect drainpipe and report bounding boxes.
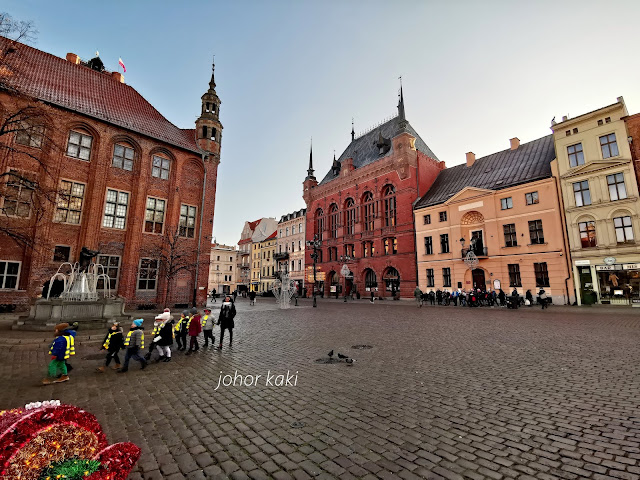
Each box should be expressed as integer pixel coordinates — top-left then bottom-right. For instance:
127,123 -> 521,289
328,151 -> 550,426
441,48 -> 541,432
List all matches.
193,135 -> 209,307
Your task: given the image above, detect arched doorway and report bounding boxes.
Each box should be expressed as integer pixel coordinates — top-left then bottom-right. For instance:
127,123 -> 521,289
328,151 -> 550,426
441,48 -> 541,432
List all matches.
383,267 -> 400,297
472,268 -> 486,290
363,268 -> 377,293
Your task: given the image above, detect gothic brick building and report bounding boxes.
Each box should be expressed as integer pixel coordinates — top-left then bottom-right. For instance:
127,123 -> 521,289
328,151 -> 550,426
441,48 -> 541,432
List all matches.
0,37 -> 221,308
302,90 -> 445,298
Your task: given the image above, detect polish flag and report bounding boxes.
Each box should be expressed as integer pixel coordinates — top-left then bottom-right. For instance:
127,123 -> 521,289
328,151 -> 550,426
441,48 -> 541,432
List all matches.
118,57 -> 126,73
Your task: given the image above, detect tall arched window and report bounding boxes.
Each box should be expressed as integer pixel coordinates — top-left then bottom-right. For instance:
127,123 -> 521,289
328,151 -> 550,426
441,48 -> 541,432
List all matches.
329,203 -> 339,238
315,208 -> 325,241
344,198 -> 356,235
364,269 -> 377,289
383,185 -> 396,227
362,192 -> 375,231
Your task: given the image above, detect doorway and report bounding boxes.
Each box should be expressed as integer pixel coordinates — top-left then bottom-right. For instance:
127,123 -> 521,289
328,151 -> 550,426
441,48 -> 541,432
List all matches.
472,268 -> 485,290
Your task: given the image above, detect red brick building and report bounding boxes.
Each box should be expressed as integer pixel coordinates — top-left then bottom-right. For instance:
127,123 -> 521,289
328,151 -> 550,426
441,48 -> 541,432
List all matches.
0,37 -> 221,308
624,113 -> 640,192
302,90 -> 445,298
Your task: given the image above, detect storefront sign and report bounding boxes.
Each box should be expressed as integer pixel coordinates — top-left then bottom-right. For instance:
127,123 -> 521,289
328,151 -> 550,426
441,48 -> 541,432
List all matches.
604,257 -> 616,265
623,263 -> 640,270
596,265 -> 620,271
575,260 -> 591,266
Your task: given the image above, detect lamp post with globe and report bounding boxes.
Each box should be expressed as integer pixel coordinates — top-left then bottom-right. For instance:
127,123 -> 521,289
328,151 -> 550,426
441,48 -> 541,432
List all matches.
306,234 -> 322,308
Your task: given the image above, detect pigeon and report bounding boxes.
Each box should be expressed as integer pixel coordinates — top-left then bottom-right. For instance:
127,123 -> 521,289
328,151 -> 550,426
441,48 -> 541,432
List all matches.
337,353 -> 348,359
345,358 -> 356,365
328,350 -> 334,358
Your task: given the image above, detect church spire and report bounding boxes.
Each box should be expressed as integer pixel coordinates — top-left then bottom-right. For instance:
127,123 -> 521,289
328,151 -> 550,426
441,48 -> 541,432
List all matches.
196,55 -> 222,159
397,76 -> 405,121
306,138 -> 315,179
209,56 -> 216,89
351,118 -> 355,141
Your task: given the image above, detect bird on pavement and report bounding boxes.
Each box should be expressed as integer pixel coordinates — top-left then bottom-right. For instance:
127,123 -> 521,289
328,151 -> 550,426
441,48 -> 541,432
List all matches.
337,353 -> 348,359
328,350 -> 334,358
345,358 -> 356,365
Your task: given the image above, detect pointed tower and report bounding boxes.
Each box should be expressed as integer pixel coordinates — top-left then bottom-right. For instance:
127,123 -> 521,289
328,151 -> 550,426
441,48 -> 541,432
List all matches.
397,78 -> 409,132
196,59 -> 223,161
351,118 -> 355,142
303,139 -> 317,204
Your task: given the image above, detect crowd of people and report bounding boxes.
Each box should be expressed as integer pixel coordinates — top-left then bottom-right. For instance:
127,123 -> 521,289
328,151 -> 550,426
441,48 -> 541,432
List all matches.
413,287 -> 551,309
43,295 -> 238,384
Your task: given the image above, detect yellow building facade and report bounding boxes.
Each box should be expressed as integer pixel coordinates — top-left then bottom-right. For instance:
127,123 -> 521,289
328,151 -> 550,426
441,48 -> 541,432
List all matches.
258,232 -> 277,293
551,97 -> 640,305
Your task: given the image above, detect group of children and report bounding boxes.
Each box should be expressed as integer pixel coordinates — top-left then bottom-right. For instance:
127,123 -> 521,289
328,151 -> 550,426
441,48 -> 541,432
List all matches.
43,298 -> 238,384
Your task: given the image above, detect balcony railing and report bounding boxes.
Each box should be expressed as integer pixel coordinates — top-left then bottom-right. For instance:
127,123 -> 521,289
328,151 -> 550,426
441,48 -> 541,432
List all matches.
274,252 -> 289,261
461,247 -> 488,259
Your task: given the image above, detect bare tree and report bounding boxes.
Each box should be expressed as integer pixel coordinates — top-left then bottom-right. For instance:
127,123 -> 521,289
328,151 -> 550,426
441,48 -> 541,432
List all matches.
0,13 -> 64,250
143,227 -> 210,307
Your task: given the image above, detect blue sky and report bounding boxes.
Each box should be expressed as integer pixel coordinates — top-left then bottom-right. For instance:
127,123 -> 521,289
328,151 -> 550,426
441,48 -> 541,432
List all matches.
5,0 -> 640,245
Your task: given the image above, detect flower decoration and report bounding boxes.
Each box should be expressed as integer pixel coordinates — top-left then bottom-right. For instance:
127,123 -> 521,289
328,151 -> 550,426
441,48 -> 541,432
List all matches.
0,403 -> 140,480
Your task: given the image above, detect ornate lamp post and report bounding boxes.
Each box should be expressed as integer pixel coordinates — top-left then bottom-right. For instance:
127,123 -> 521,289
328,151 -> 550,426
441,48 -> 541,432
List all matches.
339,255 -> 354,302
306,234 -> 322,308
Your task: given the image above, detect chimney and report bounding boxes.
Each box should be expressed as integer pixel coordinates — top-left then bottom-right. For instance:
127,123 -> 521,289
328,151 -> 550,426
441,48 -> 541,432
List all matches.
509,137 -> 520,150
562,115 -> 568,122
66,53 -> 80,65
111,71 -> 125,83
466,152 -> 476,167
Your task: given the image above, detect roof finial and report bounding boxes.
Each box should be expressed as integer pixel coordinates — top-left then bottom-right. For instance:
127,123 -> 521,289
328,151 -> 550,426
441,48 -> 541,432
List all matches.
209,54 -> 216,89
398,75 -> 405,121
351,118 -> 355,141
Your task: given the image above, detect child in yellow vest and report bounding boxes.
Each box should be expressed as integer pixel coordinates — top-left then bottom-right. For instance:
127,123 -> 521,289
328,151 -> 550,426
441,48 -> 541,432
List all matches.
202,307 -> 215,347
43,323 -> 75,385
118,319 -> 147,373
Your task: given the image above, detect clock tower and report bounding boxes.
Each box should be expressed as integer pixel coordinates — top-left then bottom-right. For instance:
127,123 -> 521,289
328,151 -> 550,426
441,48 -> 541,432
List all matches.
196,60 -> 222,161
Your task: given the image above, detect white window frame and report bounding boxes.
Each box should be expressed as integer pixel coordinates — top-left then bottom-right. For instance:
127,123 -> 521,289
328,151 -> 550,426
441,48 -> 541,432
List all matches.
179,203 -> 197,238
66,130 -> 93,161
102,188 -> 130,230
137,258 -> 158,291
54,179 -> 86,225
0,260 -> 21,290
144,196 -> 166,234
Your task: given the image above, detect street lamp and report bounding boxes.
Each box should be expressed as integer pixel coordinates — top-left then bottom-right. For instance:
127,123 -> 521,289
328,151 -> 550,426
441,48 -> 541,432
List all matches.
305,234 -> 322,308
339,254 -> 354,302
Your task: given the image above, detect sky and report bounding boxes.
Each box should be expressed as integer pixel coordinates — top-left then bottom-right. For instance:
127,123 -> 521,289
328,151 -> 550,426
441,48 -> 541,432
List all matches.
5,0 -> 640,245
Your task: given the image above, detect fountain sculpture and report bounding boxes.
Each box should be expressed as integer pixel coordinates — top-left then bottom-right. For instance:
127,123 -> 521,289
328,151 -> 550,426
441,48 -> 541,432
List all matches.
272,272 -> 297,309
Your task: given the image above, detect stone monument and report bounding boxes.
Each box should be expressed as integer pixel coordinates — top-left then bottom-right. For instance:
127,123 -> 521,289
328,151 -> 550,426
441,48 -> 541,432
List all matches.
13,246 -> 130,331
272,272 -> 297,309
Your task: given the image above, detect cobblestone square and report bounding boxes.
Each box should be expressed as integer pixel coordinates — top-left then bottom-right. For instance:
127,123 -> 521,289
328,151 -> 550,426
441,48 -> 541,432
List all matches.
2,299 -> 640,480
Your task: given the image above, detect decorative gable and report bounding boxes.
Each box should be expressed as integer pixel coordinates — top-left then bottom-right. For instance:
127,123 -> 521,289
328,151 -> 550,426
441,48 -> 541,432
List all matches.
444,187 -> 495,205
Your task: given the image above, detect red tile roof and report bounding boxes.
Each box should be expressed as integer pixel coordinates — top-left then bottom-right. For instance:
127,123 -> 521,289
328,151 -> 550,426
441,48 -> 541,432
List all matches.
265,231 -> 277,240
238,238 -> 252,245
1,36 -> 200,153
247,219 -> 261,231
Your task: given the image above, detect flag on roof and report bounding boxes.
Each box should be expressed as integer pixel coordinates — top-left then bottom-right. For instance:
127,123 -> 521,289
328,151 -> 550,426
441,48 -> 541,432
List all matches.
118,57 -> 126,73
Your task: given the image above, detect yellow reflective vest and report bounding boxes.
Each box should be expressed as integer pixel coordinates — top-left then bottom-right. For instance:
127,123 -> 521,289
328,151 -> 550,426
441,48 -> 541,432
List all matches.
49,335 -> 75,360
124,330 -> 144,349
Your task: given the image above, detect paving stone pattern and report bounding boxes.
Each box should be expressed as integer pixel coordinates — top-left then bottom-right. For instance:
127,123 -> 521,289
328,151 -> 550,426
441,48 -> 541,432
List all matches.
2,299 -> 640,480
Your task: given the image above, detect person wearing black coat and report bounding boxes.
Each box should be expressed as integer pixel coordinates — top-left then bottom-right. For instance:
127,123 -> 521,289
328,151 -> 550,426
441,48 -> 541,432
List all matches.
155,317 -> 174,362
217,296 -> 236,349
97,322 -> 124,372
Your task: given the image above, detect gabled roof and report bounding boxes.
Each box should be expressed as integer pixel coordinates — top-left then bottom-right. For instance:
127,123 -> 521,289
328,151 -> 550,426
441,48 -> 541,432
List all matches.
319,115 -> 439,185
414,134 -> 555,209
265,231 -> 277,240
1,36 -> 200,153
247,219 -> 261,231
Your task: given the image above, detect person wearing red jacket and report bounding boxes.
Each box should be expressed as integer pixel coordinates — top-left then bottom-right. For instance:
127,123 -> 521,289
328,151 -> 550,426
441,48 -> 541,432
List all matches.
185,307 -> 202,355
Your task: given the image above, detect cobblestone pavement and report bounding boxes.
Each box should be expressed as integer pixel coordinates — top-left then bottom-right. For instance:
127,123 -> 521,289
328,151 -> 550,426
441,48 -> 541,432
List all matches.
2,299 -> 640,480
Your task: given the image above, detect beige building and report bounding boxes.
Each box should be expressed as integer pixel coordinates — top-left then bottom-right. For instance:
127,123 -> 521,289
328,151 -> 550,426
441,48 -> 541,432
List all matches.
238,217 -> 277,293
258,231 -> 277,293
275,208 -> 306,294
551,97 -> 640,305
208,244 -> 237,295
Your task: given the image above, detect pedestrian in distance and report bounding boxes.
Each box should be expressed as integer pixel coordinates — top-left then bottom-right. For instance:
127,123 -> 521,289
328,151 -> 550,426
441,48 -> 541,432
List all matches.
370,289 -> 375,303
185,307 -> 202,355
202,307 -> 215,347
118,319 -> 147,373
155,313 -> 174,362
211,288 -> 217,303
218,296 -> 236,349
414,286 -> 423,307
525,289 -> 534,307
249,290 -> 256,306
43,323 -> 75,385
538,288 -> 549,309
175,310 -> 189,351
498,289 -> 506,307
233,290 -> 237,302
97,321 -> 124,373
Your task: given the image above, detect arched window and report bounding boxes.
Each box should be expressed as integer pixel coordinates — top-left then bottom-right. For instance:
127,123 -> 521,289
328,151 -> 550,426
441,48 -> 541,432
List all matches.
362,192 -> 375,231
344,198 -> 356,235
112,143 -> 134,171
364,269 -> 377,289
383,185 -> 396,227
384,267 -> 400,292
315,208 -> 325,241
151,155 -> 170,180
329,203 -> 339,238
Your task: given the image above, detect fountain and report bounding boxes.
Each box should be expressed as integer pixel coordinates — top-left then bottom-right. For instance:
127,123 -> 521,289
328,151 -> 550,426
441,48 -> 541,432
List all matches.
272,272 -> 297,309
13,247 -> 130,331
